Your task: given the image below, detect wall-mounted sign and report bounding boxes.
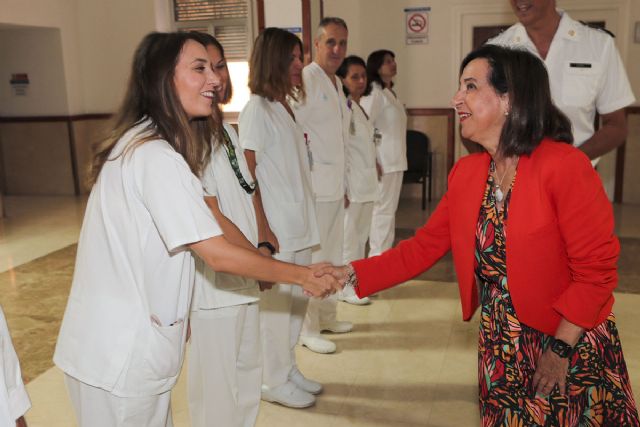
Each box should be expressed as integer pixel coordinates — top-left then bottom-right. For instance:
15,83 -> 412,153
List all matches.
10,73 -> 29,96
404,7 -> 430,45
282,27 -> 303,41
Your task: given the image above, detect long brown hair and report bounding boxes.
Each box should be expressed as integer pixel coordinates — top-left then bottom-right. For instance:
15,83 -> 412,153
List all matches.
89,32 -> 214,185
248,28 -> 305,102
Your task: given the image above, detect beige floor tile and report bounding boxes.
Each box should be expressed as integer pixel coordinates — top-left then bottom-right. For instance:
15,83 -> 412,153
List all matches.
0,196 -> 86,273
22,285 -> 640,427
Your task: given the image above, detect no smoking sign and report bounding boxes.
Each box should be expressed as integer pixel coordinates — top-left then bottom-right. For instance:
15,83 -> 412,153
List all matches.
404,7 -> 430,44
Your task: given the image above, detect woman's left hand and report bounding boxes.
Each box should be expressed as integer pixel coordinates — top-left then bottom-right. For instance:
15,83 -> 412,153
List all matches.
532,349 -> 570,395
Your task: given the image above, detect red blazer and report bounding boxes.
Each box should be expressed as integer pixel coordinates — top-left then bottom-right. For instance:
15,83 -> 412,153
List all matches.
353,140 -> 619,336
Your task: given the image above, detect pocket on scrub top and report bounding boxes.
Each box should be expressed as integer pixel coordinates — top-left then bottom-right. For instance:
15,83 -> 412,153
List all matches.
311,163 -> 340,198
141,317 -> 185,380
349,167 -> 378,199
277,200 -> 308,239
561,61 -> 598,107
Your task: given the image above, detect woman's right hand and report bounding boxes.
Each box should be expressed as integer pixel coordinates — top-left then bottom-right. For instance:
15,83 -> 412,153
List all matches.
302,264 -> 343,298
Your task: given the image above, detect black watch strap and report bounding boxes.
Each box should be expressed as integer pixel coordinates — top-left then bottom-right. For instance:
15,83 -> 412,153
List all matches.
549,337 -> 574,358
258,241 -> 276,255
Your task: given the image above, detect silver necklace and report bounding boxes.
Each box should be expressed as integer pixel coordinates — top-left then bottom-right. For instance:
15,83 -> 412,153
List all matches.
492,159 -> 517,203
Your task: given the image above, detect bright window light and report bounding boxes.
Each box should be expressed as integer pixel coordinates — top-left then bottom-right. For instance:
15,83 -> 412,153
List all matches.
223,61 -> 250,113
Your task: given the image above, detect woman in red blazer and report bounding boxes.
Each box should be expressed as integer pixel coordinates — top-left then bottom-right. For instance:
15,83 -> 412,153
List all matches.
328,45 -> 639,425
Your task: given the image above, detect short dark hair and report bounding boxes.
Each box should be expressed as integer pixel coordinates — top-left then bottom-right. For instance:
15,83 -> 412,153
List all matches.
249,28 -> 305,102
460,45 -> 572,156
336,55 -> 371,97
189,31 -> 232,104
366,49 -> 395,88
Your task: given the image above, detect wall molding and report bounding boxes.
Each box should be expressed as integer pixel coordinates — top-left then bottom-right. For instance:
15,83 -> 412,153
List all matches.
0,114 -> 112,123
617,106 -> 640,203
0,114 -> 112,195
2,106 -> 636,200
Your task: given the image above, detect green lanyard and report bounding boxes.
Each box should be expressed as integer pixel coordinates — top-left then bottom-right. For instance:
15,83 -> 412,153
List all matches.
221,127 -> 256,194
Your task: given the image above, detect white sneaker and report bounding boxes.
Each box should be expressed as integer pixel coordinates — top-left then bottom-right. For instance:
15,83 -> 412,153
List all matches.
299,335 -> 336,354
261,381 -> 315,408
320,320 -> 353,334
289,366 -> 323,395
338,293 -> 371,305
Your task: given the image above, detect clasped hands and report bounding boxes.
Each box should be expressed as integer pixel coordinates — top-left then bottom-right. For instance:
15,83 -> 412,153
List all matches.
301,263 -> 350,298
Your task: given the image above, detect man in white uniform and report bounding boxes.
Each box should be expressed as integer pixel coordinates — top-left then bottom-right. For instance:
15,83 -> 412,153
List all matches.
296,17 -> 353,354
489,0 -> 635,163
0,306 -> 30,427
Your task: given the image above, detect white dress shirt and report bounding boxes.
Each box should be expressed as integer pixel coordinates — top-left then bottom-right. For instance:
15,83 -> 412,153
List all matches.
489,10 -> 635,154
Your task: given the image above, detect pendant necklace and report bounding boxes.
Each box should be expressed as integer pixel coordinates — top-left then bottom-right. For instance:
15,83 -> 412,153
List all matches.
492,158 -> 517,203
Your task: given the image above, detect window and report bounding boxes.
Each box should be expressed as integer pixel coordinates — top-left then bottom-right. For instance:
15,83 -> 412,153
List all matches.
174,0 -> 253,112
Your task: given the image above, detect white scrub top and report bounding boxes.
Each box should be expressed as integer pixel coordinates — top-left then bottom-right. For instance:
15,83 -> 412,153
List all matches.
293,62 -> 348,202
240,94 -> 319,253
54,119 -> 222,397
345,98 -> 378,203
193,122 -> 260,310
360,82 -> 408,174
489,10 -> 635,157
0,306 -> 30,425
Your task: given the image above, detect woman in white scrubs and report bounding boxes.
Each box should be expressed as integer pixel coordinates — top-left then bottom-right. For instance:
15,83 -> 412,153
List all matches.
240,28 -> 322,410
336,56 -> 378,306
360,50 -> 407,257
0,305 -> 30,427
187,33 -> 263,427
53,32 -> 339,427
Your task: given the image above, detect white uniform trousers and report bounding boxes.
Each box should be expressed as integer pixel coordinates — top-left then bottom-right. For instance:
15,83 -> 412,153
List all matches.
188,303 -> 261,427
343,201 -> 374,263
64,374 -> 173,427
368,171 -> 403,257
302,200 -> 344,337
260,248 -> 311,388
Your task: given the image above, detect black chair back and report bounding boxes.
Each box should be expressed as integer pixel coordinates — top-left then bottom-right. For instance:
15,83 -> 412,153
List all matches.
406,130 -> 430,173
404,129 -> 433,209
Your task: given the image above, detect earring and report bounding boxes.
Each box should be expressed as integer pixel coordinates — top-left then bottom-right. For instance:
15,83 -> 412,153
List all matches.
504,110 -> 509,116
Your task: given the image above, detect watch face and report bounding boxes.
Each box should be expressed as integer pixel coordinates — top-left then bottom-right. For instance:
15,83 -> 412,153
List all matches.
551,339 -> 572,358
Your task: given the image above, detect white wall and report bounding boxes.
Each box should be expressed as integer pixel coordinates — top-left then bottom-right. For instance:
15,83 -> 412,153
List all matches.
0,0 -> 159,115
75,0 -> 157,113
0,0 -> 83,114
0,27 -> 69,116
264,0 -> 301,28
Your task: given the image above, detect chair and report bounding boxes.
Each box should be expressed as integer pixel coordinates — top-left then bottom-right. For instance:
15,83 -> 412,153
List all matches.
403,130 -> 433,210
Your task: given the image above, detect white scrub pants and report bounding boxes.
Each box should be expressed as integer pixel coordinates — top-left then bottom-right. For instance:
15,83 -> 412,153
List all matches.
260,248 -> 311,388
64,374 -> 172,427
0,307 -> 30,425
368,171 -> 403,257
188,303 -> 261,427
302,200 -> 344,338
343,201 -> 374,263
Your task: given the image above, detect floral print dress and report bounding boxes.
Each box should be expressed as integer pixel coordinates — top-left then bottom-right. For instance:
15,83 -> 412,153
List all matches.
475,166 -> 639,426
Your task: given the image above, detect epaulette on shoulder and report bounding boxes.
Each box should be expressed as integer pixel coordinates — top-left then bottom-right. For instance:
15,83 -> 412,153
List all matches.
579,21 -> 616,38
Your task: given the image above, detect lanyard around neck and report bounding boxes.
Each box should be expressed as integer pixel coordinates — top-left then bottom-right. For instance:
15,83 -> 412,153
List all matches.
221,127 -> 256,195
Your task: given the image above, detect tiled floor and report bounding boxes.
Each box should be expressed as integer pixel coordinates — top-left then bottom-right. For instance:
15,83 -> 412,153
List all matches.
0,195 -> 638,426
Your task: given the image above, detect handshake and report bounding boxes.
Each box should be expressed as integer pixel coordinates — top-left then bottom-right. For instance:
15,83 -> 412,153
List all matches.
301,263 -> 351,298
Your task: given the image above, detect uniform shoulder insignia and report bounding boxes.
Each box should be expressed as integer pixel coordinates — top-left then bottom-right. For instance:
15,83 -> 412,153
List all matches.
578,21 -> 616,38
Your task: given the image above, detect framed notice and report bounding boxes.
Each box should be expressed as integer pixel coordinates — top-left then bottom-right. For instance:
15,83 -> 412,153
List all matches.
405,7 -> 430,45
10,73 -> 29,96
